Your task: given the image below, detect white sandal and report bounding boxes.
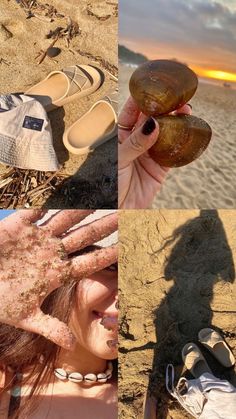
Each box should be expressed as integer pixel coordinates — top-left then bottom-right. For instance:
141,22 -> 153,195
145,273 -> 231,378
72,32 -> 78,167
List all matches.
198,328 -> 235,368
182,343 -> 212,378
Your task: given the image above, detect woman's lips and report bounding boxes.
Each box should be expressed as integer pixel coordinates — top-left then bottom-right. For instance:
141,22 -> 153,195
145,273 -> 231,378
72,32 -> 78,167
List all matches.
92,310 -> 118,319
92,311 -> 118,350
92,311 -> 103,319
92,311 -> 118,332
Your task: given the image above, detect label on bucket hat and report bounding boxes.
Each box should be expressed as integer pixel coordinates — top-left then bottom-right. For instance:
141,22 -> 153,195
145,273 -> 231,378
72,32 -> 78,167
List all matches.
23,116 -> 44,131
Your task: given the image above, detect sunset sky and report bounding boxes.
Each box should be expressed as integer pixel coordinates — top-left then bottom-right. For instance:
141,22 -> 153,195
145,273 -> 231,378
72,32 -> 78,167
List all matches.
119,0 -> 236,82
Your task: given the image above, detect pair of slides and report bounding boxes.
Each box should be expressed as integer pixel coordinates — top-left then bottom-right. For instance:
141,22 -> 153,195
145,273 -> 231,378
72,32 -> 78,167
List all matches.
182,328 -> 235,378
143,328 -> 235,419
25,64 -> 117,155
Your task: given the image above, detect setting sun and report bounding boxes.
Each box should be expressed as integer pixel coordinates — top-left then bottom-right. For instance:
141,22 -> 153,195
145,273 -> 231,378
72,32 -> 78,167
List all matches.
205,70 -> 236,82
191,66 -> 236,82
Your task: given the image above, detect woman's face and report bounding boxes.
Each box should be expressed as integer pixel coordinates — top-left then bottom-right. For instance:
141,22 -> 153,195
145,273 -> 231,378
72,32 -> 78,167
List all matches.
70,266 -> 118,360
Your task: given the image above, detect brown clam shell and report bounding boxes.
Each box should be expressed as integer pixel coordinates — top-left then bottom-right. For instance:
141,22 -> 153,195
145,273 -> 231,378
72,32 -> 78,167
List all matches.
129,60 -> 198,116
149,115 -> 212,167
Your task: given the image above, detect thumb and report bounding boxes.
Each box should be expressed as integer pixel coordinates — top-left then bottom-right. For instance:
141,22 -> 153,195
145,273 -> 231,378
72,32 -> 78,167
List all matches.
20,310 -> 76,350
119,117 -> 159,169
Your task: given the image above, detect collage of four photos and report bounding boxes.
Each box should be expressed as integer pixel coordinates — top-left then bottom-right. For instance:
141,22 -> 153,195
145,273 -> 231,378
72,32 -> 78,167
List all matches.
0,0 -> 235,418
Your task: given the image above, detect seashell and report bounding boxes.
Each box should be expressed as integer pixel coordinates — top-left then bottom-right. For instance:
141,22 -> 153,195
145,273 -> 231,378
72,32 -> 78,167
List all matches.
84,373 -> 97,382
129,60 -> 198,116
54,368 -> 67,380
68,372 -> 83,383
47,47 -> 61,58
149,115 -> 212,167
105,368 -> 112,379
97,373 -> 108,383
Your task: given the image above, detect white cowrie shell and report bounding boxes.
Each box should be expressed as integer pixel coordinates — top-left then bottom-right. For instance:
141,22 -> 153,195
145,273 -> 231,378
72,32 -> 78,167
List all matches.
68,372 -> 83,383
105,369 -> 112,379
97,373 -> 107,383
84,373 -> 97,382
54,368 -> 67,380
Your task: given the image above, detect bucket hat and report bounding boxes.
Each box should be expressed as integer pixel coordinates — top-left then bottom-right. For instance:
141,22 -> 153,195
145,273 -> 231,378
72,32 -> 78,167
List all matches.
0,94 -> 59,171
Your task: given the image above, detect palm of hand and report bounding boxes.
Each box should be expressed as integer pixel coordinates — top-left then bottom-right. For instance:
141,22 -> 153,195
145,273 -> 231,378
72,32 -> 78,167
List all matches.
0,210 -> 118,349
0,220 -> 70,325
119,152 -> 168,208
0,219 -> 75,350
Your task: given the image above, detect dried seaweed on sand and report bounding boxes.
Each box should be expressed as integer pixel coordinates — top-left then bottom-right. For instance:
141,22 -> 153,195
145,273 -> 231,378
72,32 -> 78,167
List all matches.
76,49 -> 118,78
15,1 -> 81,46
0,168 -> 67,209
46,18 -> 81,47
16,0 -> 65,20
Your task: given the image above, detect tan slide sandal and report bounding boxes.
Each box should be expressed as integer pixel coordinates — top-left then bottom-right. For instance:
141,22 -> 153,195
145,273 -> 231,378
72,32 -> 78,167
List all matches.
182,343 -> 212,378
63,90 -> 117,155
25,65 -> 102,112
198,328 -> 235,368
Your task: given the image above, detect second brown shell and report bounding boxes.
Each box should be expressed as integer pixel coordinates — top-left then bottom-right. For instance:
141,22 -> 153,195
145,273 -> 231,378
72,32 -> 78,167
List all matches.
149,114 -> 212,167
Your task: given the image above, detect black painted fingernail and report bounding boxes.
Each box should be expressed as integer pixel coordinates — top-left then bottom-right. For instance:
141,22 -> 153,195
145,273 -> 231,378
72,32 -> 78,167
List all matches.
142,117 -> 156,135
187,103 -> 192,109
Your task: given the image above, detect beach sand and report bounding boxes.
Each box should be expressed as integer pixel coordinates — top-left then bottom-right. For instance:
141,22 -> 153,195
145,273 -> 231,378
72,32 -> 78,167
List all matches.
0,0 -> 118,208
119,63 -> 236,209
119,209 -> 236,418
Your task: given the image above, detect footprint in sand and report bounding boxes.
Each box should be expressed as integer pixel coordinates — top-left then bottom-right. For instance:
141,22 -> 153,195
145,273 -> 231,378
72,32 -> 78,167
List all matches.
85,1 -> 117,21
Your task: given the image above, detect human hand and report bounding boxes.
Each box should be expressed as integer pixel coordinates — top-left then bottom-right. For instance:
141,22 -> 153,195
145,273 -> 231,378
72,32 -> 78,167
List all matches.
118,97 -> 192,208
0,210 -> 117,350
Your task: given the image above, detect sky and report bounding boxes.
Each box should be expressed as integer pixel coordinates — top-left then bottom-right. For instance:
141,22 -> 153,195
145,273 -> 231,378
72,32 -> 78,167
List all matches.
119,0 -> 236,81
0,210 -> 15,220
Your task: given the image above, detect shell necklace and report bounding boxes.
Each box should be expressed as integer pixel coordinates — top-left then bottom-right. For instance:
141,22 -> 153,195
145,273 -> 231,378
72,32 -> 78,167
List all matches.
54,361 -> 113,384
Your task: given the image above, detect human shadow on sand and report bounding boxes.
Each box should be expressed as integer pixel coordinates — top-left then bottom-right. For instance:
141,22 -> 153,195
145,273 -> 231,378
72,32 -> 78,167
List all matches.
43,136 -> 117,209
48,107 -> 68,165
147,210 -> 236,418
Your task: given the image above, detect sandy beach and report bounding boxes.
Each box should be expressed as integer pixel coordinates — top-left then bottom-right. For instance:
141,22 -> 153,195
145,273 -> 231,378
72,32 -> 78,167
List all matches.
119,63 -> 236,209
0,0 -> 118,208
119,209 -> 236,418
